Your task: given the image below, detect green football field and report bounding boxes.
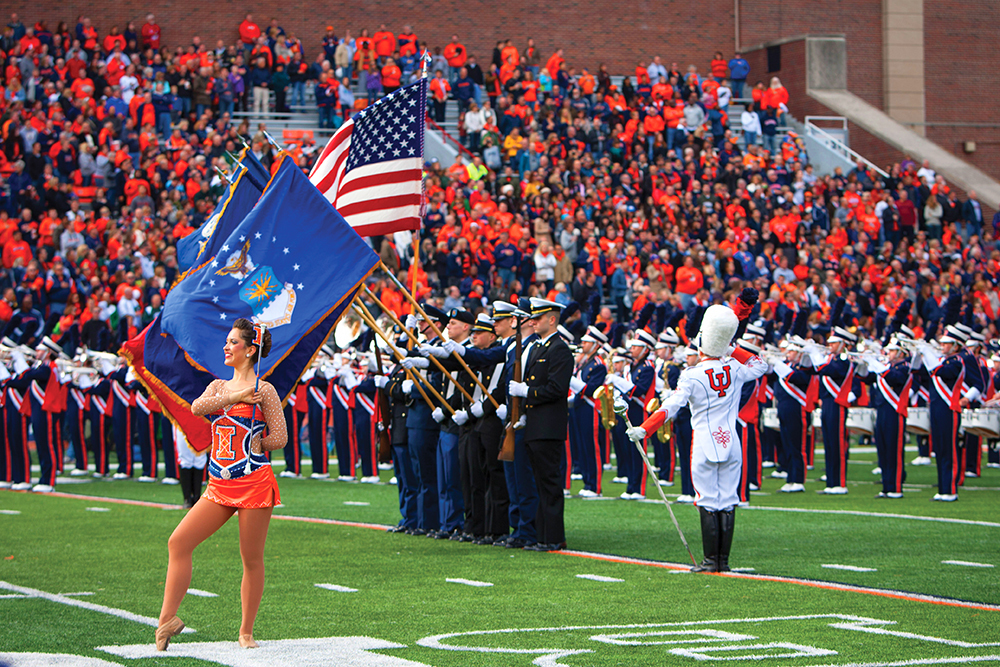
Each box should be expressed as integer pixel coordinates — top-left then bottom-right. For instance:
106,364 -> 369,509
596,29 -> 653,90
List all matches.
1,442 -> 999,666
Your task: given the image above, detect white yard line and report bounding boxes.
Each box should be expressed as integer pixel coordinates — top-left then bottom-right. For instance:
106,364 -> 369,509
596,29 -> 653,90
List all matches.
186,588 -> 218,597
822,564 -> 878,573
941,560 -> 994,568
84,507 -> 110,512
446,578 -> 493,587
575,574 -> 624,582
743,505 -> 1000,528
0,509 -> 21,515
343,501 -> 370,506
315,583 -> 358,593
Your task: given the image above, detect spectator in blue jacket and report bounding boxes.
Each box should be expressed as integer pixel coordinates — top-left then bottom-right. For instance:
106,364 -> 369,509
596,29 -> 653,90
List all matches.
493,231 -> 520,289
609,260 -> 630,323
727,52 -> 750,98
453,68 -> 474,113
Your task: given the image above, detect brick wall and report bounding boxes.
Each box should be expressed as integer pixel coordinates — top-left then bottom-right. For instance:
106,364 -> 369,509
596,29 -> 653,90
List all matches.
7,0 -> 737,76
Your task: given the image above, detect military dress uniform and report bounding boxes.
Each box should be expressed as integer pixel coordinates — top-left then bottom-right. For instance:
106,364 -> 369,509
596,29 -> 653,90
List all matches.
385,363 -> 418,531
511,299 -> 573,551
871,351 -> 913,497
568,326 -> 609,495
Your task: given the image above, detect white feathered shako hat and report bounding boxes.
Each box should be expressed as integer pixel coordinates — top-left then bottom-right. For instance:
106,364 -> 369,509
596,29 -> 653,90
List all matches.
696,305 -> 739,358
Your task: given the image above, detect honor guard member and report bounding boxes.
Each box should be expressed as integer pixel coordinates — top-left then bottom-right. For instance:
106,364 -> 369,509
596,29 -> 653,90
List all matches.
606,329 -> 657,499
280,381 -> 306,477
568,325 -> 609,497
871,338 -> 914,498
490,299 -> 540,549
916,325 -> 968,501
810,326 -> 869,494
65,370 -> 92,476
735,339 -> 764,504
771,343 -> 813,493
961,331 -> 988,479
508,298 -> 573,552
383,354 -> 418,532
399,305 -> 448,535
134,385 -> 162,482
426,308 -> 475,539
87,360 -> 114,478
16,338 -> 70,492
329,359 -> 359,481
109,363 -> 136,479
451,313 -> 508,543
4,350 -> 32,490
351,354 -> 381,483
302,364 -> 331,478
627,304 -> 769,572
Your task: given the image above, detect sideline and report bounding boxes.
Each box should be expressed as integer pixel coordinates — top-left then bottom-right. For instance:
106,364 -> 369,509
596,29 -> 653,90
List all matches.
13,490 -> 1000,614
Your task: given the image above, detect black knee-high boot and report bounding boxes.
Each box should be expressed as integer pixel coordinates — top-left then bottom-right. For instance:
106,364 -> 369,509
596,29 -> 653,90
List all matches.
718,508 -> 736,572
691,507 -> 720,573
191,468 -> 204,504
179,468 -> 194,508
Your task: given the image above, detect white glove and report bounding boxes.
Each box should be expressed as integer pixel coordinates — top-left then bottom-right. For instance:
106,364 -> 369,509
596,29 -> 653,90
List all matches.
418,344 -> 448,359
443,340 -> 466,356
402,356 -> 429,370
508,381 -> 528,397
848,392 -> 856,403
374,374 -> 389,389
402,379 -> 414,394
627,426 -> 647,443
568,394 -> 575,408
496,404 -> 508,421
609,374 -> 634,394
341,370 -> 360,390
452,409 -> 469,425
470,401 -> 485,418
11,350 -> 29,375
404,314 -> 418,330
432,407 -> 445,423
514,414 -> 526,429
798,353 -> 813,368
910,351 -> 922,370
856,361 -> 869,377
570,376 -> 586,394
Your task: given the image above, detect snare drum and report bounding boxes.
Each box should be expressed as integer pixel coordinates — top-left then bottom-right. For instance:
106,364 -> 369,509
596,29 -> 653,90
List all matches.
761,407 -> 779,431
846,407 -> 876,436
905,407 -> 930,435
961,409 -> 1000,439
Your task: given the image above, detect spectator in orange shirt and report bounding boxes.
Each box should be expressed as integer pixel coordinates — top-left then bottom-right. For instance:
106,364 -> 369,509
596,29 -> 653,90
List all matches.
429,70 -> 450,122
373,24 -> 395,62
710,51 -> 728,81
674,256 -> 703,308
397,25 -> 418,57
238,13 -> 261,61
545,49 -> 565,78
443,35 -> 467,80
761,76 -> 789,112
381,58 -> 402,94
500,39 -> 519,66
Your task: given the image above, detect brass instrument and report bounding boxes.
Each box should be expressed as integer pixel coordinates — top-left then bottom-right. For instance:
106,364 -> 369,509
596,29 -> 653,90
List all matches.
593,384 -> 617,430
646,396 -> 670,441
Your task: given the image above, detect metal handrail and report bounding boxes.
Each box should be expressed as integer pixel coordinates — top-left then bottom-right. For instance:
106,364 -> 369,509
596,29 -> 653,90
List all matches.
804,119 -> 888,178
425,113 -> 473,160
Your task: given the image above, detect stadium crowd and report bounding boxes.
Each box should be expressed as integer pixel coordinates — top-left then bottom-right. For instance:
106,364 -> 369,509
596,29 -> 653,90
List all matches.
0,10 -> 998,470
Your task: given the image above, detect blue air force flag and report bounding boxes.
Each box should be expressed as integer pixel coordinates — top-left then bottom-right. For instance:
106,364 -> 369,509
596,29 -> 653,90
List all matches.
161,156 -> 379,382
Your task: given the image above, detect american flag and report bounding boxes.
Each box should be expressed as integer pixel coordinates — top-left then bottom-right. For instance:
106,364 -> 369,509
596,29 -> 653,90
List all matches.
309,78 -> 427,237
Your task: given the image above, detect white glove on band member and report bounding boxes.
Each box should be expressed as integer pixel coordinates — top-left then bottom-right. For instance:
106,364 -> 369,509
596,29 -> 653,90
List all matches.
609,374 -> 634,394
567,395 -> 575,408
374,375 -> 389,389
569,376 -> 586,394
452,409 -> 469,425
401,379 -> 414,394
508,381 -> 528,398
470,401 -> 485,418
626,426 -> 647,443
910,352 -> 922,370
404,314 -> 418,331
432,407 -> 445,423
856,361 -> 869,377
496,404 -> 508,421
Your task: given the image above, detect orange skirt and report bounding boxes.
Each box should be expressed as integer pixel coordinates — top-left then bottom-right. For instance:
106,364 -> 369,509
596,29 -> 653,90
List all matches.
203,466 -> 281,509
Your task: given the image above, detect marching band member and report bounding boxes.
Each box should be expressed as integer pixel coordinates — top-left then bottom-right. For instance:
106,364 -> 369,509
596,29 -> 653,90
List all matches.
650,331 -> 679,487
673,346 -> 700,503
328,357 -> 357,482
4,350 -> 31,490
383,353 -> 418,532
87,361 -> 115,478
871,338 -> 914,498
174,424 -> 207,509
302,363 -> 331,479
279,380 -> 306,477
607,329 -> 657,500
569,326 -> 608,497
607,346 -> 629,486
627,304 -> 770,572
507,297 -> 573,552
110,362 -> 136,480
157,318 -> 286,651
916,325 -> 969,501
771,343 -> 813,493
11,339 -> 70,492
66,370 -> 92,477
0,364 -> 9,488
134,385 -> 162,482
735,339 -> 764,505
959,330 -> 987,480
352,354 -> 382,484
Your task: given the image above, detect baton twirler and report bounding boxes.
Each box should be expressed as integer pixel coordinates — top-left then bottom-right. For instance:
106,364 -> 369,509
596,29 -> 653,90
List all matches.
612,393 -> 698,566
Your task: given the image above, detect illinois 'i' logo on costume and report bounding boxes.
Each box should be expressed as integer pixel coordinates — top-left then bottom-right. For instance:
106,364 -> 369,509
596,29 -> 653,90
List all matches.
214,425 -> 237,461
705,365 -> 732,398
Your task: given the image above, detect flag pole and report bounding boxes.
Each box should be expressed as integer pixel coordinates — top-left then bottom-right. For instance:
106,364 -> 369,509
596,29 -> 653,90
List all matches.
245,323 -> 266,474
410,49 -> 433,337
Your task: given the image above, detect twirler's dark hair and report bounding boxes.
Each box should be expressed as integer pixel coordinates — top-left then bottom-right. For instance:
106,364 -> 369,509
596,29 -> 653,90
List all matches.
233,317 -> 272,358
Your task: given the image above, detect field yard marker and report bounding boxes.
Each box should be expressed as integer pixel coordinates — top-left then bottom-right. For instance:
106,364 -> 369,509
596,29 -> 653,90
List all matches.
743,505 -> 1000,528
0,594 -> 26,598
446,578 -> 493,587
575,574 -> 624,582
343,501 -> 370,506
186,588 -> 218,597
0,509 -> 20,515
84,507 -> 110,512
941,560 -> 994,568
62,592 -> 95,597
315,583 -> 358,593
0,581 -> 195,632
822,564 -> 878,573
731,568 -> 756,572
